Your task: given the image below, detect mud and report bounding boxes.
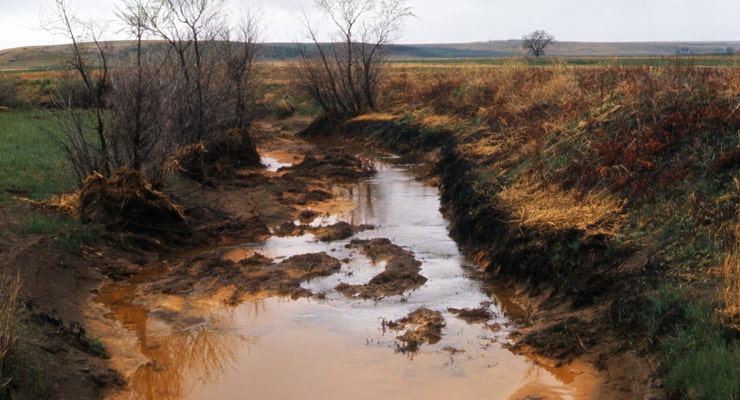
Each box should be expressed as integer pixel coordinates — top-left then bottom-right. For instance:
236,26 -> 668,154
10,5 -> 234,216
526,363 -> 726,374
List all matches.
280,150 -> 376,182
78,169 -> 187,235
383,307 -> 446,354
138,251 -> 342,302
448,306 -> 495,323
86,123 -> 609,400
274,220 -> 374,242
335,238 -> 428,299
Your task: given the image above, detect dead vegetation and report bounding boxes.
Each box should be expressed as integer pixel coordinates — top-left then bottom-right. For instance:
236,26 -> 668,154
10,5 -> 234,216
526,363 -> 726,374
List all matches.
0,273 -> 21,392
722,196 -> 740,329
77,169 -> 186,235
496,180 -> 625,237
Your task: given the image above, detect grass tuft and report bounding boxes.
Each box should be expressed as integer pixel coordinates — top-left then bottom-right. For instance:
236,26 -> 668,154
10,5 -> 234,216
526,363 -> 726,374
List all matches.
15,213 -> 98,254
659,297 -> 740,399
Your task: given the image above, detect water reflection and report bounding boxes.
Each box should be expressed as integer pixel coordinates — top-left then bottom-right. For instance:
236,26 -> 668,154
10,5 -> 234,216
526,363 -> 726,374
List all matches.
127,326 -> 246,400
97,278 -> 262,400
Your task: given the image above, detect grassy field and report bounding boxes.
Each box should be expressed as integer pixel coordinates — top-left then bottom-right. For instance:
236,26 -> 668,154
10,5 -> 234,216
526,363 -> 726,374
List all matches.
0,110 -> 77,201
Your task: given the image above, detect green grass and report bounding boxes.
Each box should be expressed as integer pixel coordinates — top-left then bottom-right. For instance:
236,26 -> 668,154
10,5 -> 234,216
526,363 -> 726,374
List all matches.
0,110 -> 77,201
14,213 -> 98,254
53,227 -> 98,254
19,213 -> 74,235
653,289 -> 740,399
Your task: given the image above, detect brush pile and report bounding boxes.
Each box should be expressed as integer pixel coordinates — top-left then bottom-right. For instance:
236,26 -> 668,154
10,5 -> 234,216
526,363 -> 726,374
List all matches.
77,169 -> 187,234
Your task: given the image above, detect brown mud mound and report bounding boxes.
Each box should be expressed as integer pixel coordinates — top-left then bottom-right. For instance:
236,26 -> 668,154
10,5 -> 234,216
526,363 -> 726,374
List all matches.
279,187 -> 334,206
275,221 -> 374,242
335,238 -> 427,299
140,252 -> 341,302
382,308 -> 446,354
78,169 -> 187,235
280,150 -> 376,182
447,306 -> 495,323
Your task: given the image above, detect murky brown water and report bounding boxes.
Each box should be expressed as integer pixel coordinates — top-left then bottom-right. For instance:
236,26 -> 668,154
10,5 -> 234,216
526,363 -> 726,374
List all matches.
95,151 -> 598,400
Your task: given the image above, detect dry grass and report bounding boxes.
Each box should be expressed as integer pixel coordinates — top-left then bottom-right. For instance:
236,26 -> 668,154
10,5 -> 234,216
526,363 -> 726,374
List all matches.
350,112 -> 400,122
497,180 -> 625,236
0,273 -> 21,389
723,180 -> 740,329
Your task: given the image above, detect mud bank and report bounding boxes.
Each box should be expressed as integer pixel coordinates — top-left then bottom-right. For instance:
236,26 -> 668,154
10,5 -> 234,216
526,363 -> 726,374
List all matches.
302,114 -> 665,399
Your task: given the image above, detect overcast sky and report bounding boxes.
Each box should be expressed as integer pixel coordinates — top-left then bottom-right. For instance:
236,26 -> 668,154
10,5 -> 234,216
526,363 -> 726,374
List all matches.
1,0 -> 739,51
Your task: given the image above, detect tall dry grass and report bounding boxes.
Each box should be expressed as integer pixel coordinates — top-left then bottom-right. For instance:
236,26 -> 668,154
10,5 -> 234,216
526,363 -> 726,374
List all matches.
497,180 -> 625,236
383,61 -> 739,255
723,180 -> 740,329
0,273 -> 21,389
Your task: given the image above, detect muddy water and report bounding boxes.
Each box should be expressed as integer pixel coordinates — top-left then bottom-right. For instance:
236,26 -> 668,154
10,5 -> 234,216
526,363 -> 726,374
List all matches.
96,151 -> 598,400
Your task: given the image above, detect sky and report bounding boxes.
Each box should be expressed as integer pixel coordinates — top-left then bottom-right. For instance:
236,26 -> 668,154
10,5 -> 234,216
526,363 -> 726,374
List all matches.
0,0 -> 739,51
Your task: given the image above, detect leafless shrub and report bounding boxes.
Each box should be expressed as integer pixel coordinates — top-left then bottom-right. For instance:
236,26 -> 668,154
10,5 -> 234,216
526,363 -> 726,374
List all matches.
45,0 -> 114,182
294,0 -> 412,113
47,0 -> 263,186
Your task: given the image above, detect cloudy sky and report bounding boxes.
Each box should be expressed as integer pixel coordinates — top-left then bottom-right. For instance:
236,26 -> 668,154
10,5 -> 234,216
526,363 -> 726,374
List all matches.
1,0 -> 739,50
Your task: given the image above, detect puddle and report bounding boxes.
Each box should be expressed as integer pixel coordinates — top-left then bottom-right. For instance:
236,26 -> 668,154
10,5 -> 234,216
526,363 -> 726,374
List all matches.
97,149 -> 599,399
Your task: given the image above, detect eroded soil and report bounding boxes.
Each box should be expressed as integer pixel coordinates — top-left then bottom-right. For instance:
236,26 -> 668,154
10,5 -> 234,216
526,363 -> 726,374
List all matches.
1,115 -> 624,399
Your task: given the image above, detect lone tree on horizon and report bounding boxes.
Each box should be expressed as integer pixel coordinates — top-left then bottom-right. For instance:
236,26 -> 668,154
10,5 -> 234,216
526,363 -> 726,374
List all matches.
522,30 -> 554,57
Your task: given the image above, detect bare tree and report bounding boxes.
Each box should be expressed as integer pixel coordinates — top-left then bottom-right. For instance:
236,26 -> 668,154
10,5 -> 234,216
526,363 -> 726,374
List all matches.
295,0 -> 412,114
45,0 -> 263,186
108,0 -> 176,183
215,12 -> 262,130
141,0 -> 226,145
522,30 -> 554,58
45,0 -> 114,182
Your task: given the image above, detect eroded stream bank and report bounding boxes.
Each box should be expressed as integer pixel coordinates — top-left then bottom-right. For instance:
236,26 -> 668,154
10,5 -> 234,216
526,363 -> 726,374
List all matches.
93,138 -> 599,399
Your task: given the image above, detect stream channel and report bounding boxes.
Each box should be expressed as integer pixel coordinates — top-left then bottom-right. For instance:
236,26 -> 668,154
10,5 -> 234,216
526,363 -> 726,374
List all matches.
94,146 -> 597,400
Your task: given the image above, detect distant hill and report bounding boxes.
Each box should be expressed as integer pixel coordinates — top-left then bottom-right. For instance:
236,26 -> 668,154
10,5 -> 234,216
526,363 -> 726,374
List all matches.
1,40 -> 738,71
